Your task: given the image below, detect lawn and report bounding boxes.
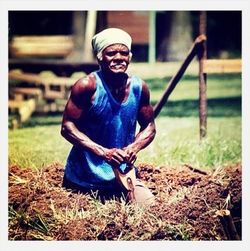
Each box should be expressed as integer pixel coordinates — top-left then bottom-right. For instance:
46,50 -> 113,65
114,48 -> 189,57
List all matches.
8,73 -> 241,170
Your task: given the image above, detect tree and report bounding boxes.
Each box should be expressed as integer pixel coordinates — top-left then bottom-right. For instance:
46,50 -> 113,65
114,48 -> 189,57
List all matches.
157,11 -> 193,62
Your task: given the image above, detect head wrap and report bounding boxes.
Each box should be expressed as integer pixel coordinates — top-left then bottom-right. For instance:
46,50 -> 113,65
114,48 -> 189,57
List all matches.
92,28 -> 132,59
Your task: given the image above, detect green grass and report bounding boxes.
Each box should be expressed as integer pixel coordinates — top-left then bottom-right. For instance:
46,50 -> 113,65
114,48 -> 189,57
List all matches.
8,121 -> 71,169
148,73 -> 241,102
8,73 -> 241,170
8,115 -> 241,170
149,73 -> 241,117
137,116 -> 241,170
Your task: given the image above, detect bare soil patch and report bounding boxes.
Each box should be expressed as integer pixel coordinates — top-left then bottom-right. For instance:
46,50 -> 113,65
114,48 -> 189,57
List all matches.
8,162 -> 241,240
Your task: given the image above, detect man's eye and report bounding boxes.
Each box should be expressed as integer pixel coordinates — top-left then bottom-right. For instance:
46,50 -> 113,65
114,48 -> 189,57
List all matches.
105,51 -> 129,57
120,51 -> 129,56
106,51 -> 116,56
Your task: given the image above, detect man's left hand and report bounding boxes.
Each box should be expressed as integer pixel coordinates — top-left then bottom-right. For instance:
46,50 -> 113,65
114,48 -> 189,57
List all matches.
123,146 -> 137,166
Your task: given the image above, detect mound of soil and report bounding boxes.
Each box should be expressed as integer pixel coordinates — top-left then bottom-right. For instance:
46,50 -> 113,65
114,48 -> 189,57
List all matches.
8,162 -> 241,240
138,163 -> 241,240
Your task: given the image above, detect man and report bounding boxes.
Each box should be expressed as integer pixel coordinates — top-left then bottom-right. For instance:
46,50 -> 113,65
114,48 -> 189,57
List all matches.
61,28 -> 156,204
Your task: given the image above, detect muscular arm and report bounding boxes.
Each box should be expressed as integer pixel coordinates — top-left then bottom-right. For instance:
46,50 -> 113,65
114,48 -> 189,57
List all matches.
61,75 -> 128,167
124,81 -> 156,164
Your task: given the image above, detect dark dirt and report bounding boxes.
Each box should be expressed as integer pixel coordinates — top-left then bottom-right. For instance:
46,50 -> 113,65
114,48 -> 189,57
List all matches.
8,162 -> 242,241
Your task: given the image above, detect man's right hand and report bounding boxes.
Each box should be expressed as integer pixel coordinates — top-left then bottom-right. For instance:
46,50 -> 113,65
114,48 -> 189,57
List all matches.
103,148 -> 129,168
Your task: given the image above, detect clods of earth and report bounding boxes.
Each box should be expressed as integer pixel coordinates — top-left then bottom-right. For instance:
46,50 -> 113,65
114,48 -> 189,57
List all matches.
8,162 -> 241,240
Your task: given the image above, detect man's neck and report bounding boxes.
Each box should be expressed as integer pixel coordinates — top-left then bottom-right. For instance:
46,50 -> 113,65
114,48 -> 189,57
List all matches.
100,69 -> 130,102
101,70 -> 128,89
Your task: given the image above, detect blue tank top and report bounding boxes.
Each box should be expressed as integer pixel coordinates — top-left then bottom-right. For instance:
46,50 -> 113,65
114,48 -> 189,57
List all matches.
64,70 -> 142,190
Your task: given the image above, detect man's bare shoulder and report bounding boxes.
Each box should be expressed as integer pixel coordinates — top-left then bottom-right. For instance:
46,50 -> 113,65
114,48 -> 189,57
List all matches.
72,73 -> 96,94
68,73 -> 97,108
140,79 -> 150,96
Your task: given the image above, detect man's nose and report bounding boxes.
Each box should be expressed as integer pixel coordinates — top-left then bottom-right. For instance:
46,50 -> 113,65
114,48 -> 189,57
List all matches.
113,52 -> 123,60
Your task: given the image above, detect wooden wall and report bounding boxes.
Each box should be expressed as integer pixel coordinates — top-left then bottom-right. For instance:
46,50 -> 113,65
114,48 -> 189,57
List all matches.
107,11 -> 149,45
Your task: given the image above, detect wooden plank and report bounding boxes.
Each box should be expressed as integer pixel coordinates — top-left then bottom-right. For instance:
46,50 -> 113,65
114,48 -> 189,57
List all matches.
9,70 -> 43,84
9,35 -> 74,58
11,47 -> 74,58
11,35 -> 74,42
203,59 -> 241,73
9,70 -> 78,87
11,87 -> 43,99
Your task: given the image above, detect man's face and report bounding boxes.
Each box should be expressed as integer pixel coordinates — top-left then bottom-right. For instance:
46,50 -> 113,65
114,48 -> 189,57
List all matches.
100,44 -> 131,74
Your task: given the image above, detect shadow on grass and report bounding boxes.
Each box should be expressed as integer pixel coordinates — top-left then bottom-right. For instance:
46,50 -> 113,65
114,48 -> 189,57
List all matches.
146,73 -> 241,91
18,96 -> 241,128
20,112 -> 63,128
154,96 -> 241,117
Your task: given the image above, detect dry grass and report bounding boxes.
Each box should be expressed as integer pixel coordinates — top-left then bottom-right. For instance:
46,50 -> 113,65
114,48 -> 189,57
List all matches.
8,162 -> 242,241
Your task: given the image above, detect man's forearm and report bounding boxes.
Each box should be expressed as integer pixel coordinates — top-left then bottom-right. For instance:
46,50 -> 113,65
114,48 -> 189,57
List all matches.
129,122 -> 156,153
61,121 -> 129,167
61,121 -> 106,157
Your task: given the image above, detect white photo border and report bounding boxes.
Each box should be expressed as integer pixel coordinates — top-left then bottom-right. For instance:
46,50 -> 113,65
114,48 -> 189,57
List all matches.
1,1 -> 249,251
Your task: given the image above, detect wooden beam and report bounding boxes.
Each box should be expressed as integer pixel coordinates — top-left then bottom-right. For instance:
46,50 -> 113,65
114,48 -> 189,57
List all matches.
9,35 -> 74,58
203,59 -> 241,73
9,70 -> 79,87
198,11 -> 207,140
216,209 -> 240,240
11,87 -> 43,100
153,35 -> 206,118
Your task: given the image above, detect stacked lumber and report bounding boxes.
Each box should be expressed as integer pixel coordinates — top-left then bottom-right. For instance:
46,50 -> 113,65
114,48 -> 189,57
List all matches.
8,69 -> 86,128
9,69 -> 81,101
9,35 -> 74,58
